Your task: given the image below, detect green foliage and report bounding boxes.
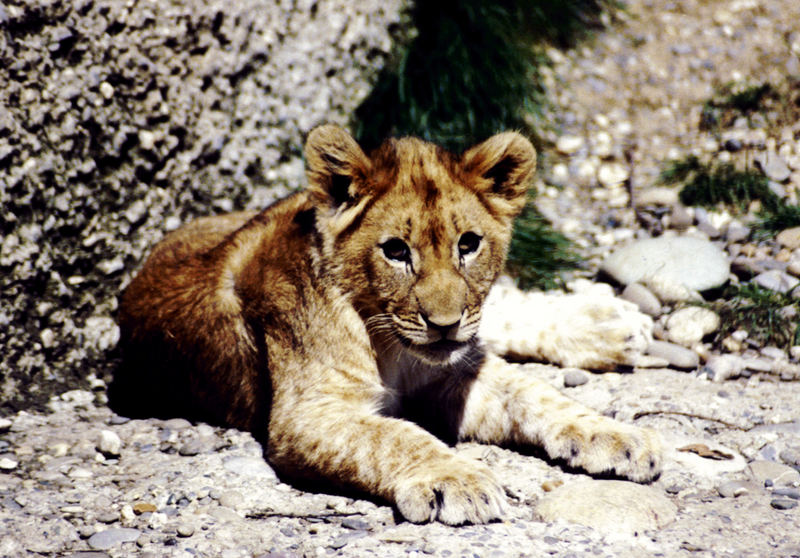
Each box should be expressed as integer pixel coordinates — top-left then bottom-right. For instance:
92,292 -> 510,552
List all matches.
505,202 -> 582,290
710,283 -> 799,349
754,203 -> 800,237
660,156 -> 780,212
353,0 -> 614,153
700,82 -> 776,130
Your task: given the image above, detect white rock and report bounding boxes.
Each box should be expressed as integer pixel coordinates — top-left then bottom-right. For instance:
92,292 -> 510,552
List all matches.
97,430 -> 122,457
704,354 -> 745,382
535,479 -> 677,534
601,236 -> 730,292
621,283 -> 662,316
597,162 -> 629,187
556,135 -> 584,155
666,307 -> 720,347
0,457 -> 18,470
636,187 -> 679,207
646,340 -> 699,369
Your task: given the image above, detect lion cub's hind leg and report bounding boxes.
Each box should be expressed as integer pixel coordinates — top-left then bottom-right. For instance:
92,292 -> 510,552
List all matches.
459,355 -> 662,482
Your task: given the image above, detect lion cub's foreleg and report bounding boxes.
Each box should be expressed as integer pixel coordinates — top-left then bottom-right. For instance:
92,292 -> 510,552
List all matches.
459,354 -> 662,482
267,372 -> 505,525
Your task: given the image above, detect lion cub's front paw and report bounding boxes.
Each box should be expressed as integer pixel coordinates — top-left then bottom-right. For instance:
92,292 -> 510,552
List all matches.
394,458 -> 505,525
546,418 -> 663,483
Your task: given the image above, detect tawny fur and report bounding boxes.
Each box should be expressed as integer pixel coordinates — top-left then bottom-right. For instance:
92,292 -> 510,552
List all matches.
115,125 -> 662,525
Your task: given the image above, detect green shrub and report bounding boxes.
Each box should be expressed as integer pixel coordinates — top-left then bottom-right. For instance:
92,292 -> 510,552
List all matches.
710,283 -> 799,349
505,202 -> 582,290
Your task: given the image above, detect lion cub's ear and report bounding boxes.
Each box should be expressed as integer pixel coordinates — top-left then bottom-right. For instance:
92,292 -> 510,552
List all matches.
305,125 -> 371,209
462,132 -> 536,220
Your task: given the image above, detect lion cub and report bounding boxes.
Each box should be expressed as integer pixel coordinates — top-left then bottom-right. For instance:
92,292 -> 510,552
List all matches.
116,125 -> 662,525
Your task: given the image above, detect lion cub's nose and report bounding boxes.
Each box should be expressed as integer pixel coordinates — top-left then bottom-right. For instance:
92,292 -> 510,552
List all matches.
420,312 -> 461,340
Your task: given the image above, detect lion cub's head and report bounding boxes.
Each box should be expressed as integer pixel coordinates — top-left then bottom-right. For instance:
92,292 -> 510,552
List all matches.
304,125 -> 535,365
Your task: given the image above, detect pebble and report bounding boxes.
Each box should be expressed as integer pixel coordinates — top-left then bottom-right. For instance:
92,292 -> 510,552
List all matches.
133,502 -> 157,515
772,487 -> 800,500
752,270 -> 800,294
636,187 -> 679,207
601,236 -> 730,292
177,524 -> 195,537
218,490 -> 244,510
776,227 -> 800,250
670,204 -> 694,230
779,448 -> 800,467
178,440 -> 204,457
770,499 -> 798,510
341,517 -> 371,530
0,457 -> 19,470
0,418 -> 11,432
556,135 -> 584,155
666,307 -> 720,347
646,340 -> 700,369
717,481 -> 749,498
756,152 -> 791,182
703,354 -> 744,382
748,460 -> 800,487
725,221 -> 750,244
88,528 -> 141,550
96,430 -> 122,457
563,369 -> 589,387
222,455 -> 277,479
597,162 -> 629,187
621,282 -> 662,316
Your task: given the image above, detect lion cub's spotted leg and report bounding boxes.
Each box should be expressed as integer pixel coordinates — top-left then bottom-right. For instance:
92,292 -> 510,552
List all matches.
459,354 -> 662,481
267,374 -> 505,525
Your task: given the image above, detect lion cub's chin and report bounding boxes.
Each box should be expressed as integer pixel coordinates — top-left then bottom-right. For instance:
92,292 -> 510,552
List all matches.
401,337 -> 477,367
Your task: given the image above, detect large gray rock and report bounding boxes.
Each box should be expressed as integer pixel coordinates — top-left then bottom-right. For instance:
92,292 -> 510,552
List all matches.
601,236 -> 730,292
0,0 -> 405,412
535,479 -> 677,534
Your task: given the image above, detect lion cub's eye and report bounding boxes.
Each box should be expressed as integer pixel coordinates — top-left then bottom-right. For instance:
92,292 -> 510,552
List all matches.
458,232 -> 482,257
381,238 -> 411,263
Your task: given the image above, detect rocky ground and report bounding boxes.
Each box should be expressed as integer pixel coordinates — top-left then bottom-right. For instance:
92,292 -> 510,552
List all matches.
3,0 -> 800,556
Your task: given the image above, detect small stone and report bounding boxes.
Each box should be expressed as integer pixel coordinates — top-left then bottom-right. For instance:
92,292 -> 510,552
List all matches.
770,499 -> 798,510
703,354 -> 745,382
756,152 -> 792,182
717,480 -> 749,498
779,448 -> 800,467
97,430 -> 122,457
753,270 -> 800,294
597,162 -> 629,187
748,460 -> 800,487
646,340 -> 699,369
772,487 -> 800,500
341,518 -> 371,531
726,221 -> 750,244
666,307 -> 720,347
670,204 -> 694,230
0,457 -> 18,470
218,490 -> 244,510
132,502 -> 157,515
178,440 -> 204,457
621,283 -> 662,316
563,369 -> 589,388
555,135 -> 584,155
223,456 -> 277,479
636,187 -> 679,207
777,227 -> 800,250
88,528 -> 141,550
177,524 -> 195,537
97,511 -> 119,524
99,81 -> 115,100
0,418 -> 11,432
